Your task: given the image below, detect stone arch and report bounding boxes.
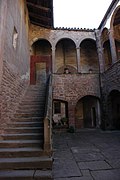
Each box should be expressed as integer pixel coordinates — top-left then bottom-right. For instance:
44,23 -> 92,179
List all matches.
101,28 -> 109,45
31,39 -> 52,56
80,38 -> 99,73
55,38 -> 77,73
56,65 -> 77,74
30,39 -> 52,84
107,90 -> 120,130
103,40 -> 112,70
110,5 -> 120,30
55,37 -> 76,48
30,37 -> 52,47
78,37 -> 95,47
110,6 -> 120,61
75,95 -> 101,129
101,28 -> 112,70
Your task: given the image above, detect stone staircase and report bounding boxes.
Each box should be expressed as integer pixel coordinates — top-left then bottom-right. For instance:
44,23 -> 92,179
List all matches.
0,84 -> 53,179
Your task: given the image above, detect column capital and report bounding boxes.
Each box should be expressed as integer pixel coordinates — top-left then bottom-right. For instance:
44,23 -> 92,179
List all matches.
76,46 -> 80,50
51,46 -> 56,51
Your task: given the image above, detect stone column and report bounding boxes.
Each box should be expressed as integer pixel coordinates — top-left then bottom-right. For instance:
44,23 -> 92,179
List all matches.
68,102 -> 76,128
108,29 -> 117,64
51,46 -> 56,73
76,47 -> 81,73
95,30 -> 105,73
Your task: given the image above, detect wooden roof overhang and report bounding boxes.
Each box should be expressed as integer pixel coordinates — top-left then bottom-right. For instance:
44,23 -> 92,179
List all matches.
26,0 -> 53,28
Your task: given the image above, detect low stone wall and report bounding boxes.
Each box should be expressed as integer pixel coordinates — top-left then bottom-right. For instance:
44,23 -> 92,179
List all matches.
0,61 -> 29,133
53,73 -> 100,126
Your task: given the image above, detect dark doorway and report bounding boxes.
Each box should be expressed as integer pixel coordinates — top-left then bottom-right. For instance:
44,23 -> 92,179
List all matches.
108,90 -> 120,129
75,96 -> 100,129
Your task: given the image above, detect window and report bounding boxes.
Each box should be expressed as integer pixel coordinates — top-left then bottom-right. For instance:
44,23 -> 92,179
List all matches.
54,101 -> 61,114
12,27 -> 18,49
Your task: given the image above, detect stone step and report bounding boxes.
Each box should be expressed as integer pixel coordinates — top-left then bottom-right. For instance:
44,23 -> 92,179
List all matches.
0,170 -> 53,180
20,102 -> 45,106
16,109 -> 44,113
0,140 -> 42,148
13,117 -> 44,122
25,94 -> 45,98
22,97 -> 46,101
27,87 -> 46,90
0,157 -> 52,170
9,121 -> 43,128
24,94 -> 46,97
18,104 -> 44,109
2,133 -> 43,140
0,147 -> 51,158
15,113 -> 44,118
4,127 -> 43,134
18,104 -> 45,111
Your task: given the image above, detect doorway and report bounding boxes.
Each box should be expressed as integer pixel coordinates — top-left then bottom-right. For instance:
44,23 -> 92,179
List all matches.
75,95 -> 100,129
30,55 -> 52,85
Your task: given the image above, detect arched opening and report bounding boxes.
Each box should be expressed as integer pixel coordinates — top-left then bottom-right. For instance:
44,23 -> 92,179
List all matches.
56,65 -> 77,74
52,100 -> 68,128
55,38 -> 77,73
75,96 -> 101,129
30,39 -> 52,84
80,39 -> 99,73
103,40 -> 112,70
101,28 -> 109,44
107,90 -> 120,130
111,6 -> 120,61
31,39 -> 51,56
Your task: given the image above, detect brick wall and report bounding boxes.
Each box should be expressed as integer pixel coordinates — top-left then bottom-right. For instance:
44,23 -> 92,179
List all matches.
0,0 -> 30,132
0,61 -> 28,132
53,73 -> 100,126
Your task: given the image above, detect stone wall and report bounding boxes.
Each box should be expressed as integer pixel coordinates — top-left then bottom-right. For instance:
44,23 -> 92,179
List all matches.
100,60 -> 120,128
0,0 -> 30,132
53,73 -> 100,126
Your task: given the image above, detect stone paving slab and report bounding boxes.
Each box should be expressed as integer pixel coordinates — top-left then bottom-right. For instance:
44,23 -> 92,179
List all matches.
107,158 -> 120,168
102,150 -> 120,159
53,149 -> 74,159
91,169 -> 120,180
73,151 -> 105,162
53,158 -> 82,178
78,160 -> 111,170
54,177 -> 92,180
53,130 -> 120,180
71,147 -> 100,153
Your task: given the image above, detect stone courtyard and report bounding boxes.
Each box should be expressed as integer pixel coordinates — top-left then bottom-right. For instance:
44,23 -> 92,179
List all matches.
52,129 -> 120,180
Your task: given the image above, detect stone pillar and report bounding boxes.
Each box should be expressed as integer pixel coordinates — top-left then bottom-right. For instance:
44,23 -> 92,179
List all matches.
95,30 -> 105,73
108,29 -> 117,64
68,102 -> 75,128
76,47 -> 81,73
97,100 -> 101,128
52,46 -> 56,73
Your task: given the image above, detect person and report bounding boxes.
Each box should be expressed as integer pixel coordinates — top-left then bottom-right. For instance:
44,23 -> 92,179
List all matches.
64,67 -> 70,74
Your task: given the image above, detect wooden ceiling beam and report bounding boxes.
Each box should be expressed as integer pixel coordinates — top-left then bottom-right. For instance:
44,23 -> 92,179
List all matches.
27,2 -> 51,12
30,20 -> 51,28
29,12 -> 51,22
